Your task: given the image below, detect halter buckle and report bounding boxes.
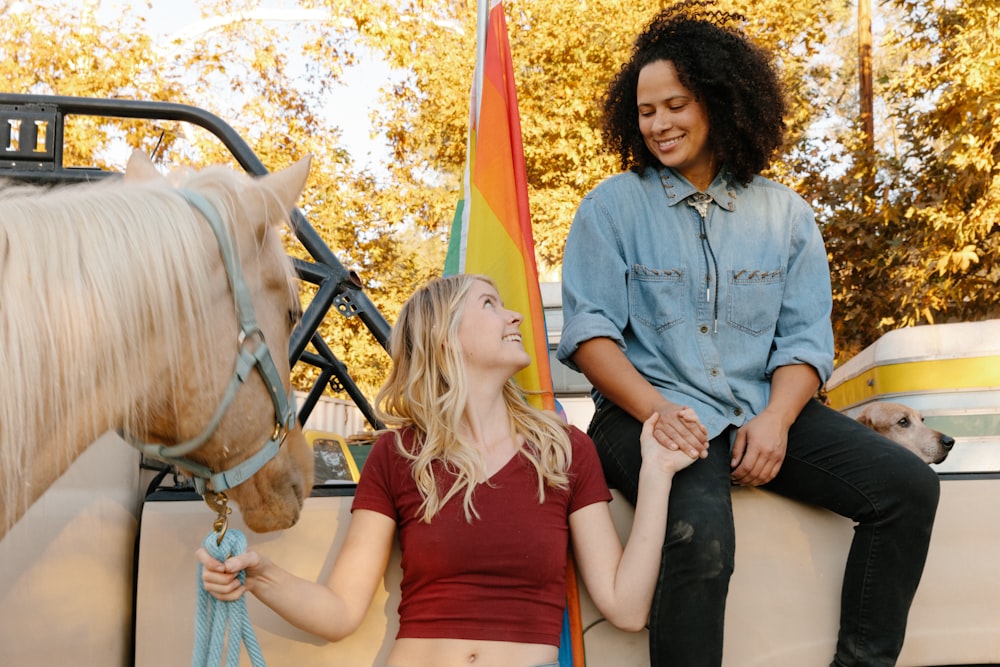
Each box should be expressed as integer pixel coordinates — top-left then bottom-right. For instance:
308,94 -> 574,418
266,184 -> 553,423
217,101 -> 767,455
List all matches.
271,420 -> 291,446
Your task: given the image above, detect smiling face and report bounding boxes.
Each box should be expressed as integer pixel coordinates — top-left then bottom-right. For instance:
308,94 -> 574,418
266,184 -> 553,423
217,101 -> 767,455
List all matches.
456,279 -> 530,381
637,59 -> 717,190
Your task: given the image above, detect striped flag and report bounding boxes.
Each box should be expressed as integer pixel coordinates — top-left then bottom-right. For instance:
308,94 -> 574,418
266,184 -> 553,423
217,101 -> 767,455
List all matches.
445,2 -> 585,665
444,0 -> 553,413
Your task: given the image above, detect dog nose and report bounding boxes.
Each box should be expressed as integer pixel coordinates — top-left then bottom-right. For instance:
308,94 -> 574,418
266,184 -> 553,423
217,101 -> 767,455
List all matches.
940,434 -> 955,450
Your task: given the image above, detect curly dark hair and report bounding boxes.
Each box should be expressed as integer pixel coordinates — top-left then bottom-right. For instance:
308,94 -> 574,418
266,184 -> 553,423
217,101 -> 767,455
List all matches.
601,0 -> 787,186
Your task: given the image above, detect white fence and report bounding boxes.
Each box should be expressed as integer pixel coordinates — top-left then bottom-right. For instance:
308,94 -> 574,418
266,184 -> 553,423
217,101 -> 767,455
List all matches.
296,391 -> 371,437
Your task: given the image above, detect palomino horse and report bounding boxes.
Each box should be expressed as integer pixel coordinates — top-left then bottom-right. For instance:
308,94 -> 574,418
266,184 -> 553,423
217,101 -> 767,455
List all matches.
0,150 -> 314,541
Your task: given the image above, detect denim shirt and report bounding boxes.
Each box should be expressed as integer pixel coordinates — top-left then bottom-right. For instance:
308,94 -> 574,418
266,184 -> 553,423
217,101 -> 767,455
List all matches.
557,167 -> 834,440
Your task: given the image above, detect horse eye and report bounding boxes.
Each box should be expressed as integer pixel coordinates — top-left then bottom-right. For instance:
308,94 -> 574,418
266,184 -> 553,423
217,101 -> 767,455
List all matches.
288,304 -> 303,326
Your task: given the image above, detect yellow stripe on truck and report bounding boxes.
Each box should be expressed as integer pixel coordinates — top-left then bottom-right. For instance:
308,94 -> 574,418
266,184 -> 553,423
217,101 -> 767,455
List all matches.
827,356 -> 1000,410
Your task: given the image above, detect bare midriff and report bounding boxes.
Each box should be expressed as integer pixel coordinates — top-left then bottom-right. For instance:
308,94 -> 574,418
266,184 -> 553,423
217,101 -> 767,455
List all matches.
384,637 -> 558,667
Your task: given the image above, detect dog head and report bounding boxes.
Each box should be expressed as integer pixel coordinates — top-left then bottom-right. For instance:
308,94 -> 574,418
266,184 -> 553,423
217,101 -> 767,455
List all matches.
856,402 -> 955,464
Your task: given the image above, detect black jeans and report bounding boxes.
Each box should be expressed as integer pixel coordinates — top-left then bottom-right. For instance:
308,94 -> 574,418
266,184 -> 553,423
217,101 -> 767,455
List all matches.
589,399 -> 940,667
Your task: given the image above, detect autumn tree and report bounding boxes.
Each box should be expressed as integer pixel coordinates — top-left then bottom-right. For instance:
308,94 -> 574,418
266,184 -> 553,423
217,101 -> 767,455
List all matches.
0,1 -> 184,165
878,0 -> 1000,325
798,0 -> 1000,360
9,0 -> 997,393
323,0 -> 839,279
0,0 -> 440,398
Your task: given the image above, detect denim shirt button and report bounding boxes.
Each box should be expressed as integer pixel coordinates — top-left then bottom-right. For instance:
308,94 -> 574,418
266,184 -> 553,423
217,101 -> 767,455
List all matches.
710,368 -> 719,377
699,325 -> 709,334
733,407 -> 744,417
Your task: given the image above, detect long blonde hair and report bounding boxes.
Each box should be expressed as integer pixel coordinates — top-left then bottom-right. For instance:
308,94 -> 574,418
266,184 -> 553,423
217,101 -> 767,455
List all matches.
374,274 -> 572,522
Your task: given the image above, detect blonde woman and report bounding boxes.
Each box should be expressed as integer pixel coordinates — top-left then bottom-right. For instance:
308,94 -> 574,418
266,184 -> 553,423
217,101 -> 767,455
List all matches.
198,274 -> 697,667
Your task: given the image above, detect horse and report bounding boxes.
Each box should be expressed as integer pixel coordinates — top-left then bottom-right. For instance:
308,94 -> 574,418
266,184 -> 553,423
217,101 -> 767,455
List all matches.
0,150 -> 315,541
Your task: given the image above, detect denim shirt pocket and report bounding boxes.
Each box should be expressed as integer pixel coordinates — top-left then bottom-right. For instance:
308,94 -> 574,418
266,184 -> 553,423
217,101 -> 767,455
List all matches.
727,268 -> 785,335
628,264 -> 686,333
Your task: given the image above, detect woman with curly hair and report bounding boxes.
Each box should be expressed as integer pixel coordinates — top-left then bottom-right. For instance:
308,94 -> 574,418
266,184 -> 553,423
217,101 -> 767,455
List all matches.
199,274 -> 696,667
557,2 -> 940,665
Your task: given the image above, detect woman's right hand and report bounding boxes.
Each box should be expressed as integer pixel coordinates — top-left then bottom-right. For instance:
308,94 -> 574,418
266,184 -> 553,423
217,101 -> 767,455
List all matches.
196,547 -> 263,602
640,413 -> 700,475
569,338 -> 709,459
648,401 -> 709,459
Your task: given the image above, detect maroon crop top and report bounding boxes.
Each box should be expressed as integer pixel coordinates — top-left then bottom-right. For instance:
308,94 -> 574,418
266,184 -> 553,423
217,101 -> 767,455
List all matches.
351,426 -> 611,646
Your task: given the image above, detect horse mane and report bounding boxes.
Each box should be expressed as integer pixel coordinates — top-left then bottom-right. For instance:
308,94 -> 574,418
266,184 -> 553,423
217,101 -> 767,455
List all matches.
0,166 -> 296,528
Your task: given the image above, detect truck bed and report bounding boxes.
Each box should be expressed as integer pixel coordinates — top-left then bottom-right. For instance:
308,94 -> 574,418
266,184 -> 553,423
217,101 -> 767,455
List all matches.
3,431 -> 999,666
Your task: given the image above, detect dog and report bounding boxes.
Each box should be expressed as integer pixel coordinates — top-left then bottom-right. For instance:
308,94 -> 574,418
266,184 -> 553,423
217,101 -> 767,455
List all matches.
856,401 -> 955,464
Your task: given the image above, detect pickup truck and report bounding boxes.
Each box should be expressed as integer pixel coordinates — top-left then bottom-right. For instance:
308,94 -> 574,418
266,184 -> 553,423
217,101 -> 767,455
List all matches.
2,95 -> 999,667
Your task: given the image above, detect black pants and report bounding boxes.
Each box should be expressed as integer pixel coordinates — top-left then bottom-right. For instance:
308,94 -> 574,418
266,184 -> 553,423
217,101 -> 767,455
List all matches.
589,399 -> 940,667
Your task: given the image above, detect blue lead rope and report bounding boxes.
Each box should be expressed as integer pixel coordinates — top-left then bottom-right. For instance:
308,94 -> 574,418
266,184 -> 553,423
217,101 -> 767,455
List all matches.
193,529 -> 267,667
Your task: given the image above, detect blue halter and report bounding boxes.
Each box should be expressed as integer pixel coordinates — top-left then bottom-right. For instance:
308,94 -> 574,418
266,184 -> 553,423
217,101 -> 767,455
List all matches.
123,189 -> 296,497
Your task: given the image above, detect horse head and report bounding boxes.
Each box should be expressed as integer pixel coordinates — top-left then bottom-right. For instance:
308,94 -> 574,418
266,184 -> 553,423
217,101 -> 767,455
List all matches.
122,151 -> 315,532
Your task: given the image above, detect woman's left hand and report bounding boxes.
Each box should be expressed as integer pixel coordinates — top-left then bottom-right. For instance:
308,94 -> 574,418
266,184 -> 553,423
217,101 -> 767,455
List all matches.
730,411 -> 788,486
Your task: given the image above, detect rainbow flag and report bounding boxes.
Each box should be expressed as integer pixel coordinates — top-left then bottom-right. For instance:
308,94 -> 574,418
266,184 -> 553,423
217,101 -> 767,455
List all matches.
444,2 -> 584,665
444,0 -> 553,413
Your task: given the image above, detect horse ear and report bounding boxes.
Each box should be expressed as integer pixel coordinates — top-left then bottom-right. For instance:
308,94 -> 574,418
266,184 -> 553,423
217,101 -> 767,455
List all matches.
258,155 -> 312,227
123,150 -> 165,183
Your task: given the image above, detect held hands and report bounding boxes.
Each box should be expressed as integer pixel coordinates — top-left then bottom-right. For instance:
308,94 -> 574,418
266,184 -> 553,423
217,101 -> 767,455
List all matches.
640,413 -> 699,476
730,410 -> 788,486
647,402 -> 709,460
197,547 -> 263,602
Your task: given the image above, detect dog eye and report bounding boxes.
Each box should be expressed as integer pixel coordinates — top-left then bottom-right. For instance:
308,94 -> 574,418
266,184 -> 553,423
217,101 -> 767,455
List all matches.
898,417 -> 910,427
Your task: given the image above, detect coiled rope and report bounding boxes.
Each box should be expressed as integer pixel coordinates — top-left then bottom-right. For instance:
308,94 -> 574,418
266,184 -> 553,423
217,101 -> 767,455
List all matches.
193,529 -> 266,667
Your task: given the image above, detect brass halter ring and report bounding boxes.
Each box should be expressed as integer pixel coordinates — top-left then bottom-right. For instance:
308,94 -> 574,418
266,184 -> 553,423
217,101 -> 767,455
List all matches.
204,490 -> 232,546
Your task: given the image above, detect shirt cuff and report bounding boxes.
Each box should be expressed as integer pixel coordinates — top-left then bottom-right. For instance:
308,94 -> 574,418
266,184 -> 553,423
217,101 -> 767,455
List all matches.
556,313 -> 626,372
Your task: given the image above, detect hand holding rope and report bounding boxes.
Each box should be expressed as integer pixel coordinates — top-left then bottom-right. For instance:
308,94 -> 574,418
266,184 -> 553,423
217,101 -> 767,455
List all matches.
193,492 -> 266,667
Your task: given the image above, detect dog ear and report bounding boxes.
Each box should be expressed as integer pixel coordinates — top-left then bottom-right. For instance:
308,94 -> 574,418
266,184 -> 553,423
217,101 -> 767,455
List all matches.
856,409 -> 874,429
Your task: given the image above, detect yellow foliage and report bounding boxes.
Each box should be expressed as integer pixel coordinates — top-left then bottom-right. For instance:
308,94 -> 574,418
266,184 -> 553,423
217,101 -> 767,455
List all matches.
8,0 -> 1000,392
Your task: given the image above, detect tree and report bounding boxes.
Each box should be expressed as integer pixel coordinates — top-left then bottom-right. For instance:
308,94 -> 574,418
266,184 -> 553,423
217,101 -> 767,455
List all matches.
0,1 -> 184,165
329,0 -> 838,273
880,0 -> 1000,326
799,0 -> 1000,360
1,0 -> 442,398
10,0 -> 997,393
